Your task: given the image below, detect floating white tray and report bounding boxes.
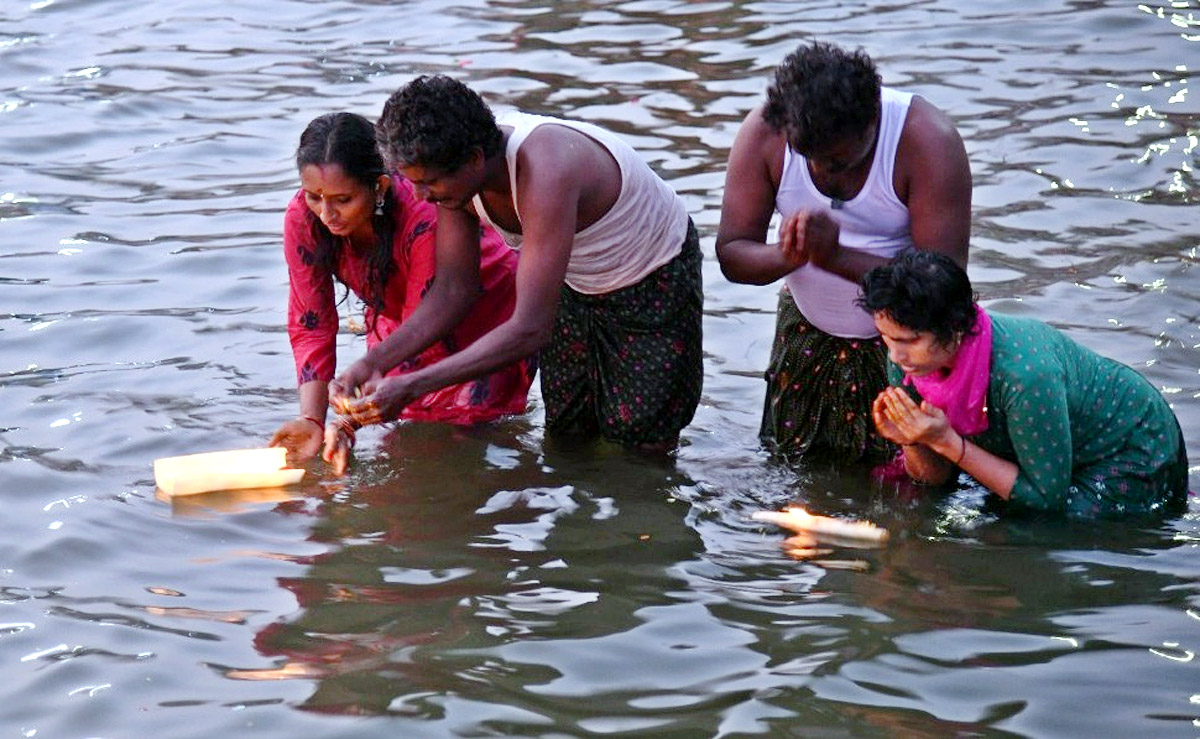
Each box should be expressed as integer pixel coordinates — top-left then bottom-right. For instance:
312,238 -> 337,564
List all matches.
154,447 -> 304,497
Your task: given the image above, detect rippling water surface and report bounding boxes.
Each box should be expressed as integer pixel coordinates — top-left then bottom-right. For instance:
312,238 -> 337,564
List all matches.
3,1 -> 1199,736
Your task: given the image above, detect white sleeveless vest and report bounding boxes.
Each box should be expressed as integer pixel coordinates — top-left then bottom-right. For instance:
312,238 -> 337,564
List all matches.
474,110 -> 689,295
778,88 -> 914,338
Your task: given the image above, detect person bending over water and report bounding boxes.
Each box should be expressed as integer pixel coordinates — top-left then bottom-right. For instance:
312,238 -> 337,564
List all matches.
861,250 -> 1188,518
332,76 -> 703,450
269,112 -> 534,474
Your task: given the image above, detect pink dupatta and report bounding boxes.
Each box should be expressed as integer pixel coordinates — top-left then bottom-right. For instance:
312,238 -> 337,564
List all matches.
904,305 -> 992,435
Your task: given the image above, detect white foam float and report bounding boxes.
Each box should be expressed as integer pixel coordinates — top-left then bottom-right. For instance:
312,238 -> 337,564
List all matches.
153,447 -> 304,497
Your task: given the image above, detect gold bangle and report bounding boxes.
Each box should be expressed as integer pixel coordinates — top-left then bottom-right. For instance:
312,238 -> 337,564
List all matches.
954,436 -> 967,466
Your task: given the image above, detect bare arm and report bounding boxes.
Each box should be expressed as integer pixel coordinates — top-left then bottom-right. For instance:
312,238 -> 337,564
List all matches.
900,96 -> 972,267
399,196 -> 571,397
950,439 -> 1017,500
375,208 -> 481,369
715,107 -> 803,284
331,209 -> 482,401
916,426 -> 1018,499
297,379 -> 329,422
875,387 -> 1017,496
344,136 -> 580,424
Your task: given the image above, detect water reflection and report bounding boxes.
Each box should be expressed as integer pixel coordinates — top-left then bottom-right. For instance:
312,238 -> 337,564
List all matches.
702,510 -> 1200,735
221,424 -> 706,720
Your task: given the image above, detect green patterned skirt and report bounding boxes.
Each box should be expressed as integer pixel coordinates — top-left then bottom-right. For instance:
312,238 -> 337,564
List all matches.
760,290 -> 893,462
540,220 -> 703,446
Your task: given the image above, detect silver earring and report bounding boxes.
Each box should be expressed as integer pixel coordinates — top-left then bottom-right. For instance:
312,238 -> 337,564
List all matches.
374,198 -> 384,216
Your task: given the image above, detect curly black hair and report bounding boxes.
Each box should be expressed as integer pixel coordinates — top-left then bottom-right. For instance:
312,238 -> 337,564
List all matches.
375,75 -> 504,173
858,250 -> 978,347
763,40 -> 881,155
295,112 -> 396,339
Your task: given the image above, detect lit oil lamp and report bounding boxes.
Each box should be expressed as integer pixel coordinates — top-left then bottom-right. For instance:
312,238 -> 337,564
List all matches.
752,506 -> 890,545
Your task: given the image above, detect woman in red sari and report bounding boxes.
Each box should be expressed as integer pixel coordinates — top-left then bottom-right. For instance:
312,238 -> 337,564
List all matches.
270,112 -> 534,473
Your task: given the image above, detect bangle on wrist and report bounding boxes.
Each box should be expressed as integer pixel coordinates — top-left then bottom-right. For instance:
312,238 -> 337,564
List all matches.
954,435 -> 967,466
300,415 -> 324,432
328,417 -> 357,447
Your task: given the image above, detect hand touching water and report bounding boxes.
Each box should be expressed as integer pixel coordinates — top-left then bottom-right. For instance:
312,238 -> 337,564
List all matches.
268,417 -> 323,467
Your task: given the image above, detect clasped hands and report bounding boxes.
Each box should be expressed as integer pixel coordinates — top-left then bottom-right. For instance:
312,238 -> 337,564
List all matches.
871,387 -> 959,459
779,209 -> 840,271
328,358 -> 416,428
270,360 -> 418,477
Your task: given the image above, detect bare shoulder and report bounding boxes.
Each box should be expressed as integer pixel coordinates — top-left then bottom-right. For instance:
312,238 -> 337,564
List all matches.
900,96 -> 965,154
523,123 -> 607,163
726,105 -> 786,187
895,95 -> 972,257
717,105 -> 786,249
513,122 -> 621,230
896,95 -> 969,185
734,105 -> 786,157
740,104 -> 778,134
516,123 -> 604,186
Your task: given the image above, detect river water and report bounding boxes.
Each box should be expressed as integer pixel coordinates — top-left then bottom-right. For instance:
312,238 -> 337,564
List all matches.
3,0 -> 1199,736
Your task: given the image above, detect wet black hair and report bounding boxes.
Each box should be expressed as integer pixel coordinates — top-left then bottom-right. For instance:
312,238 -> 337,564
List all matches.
763,40 -> 881,155
375,75 -> 504,173
295,112 -> 396,338
858,250 -> 978,347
